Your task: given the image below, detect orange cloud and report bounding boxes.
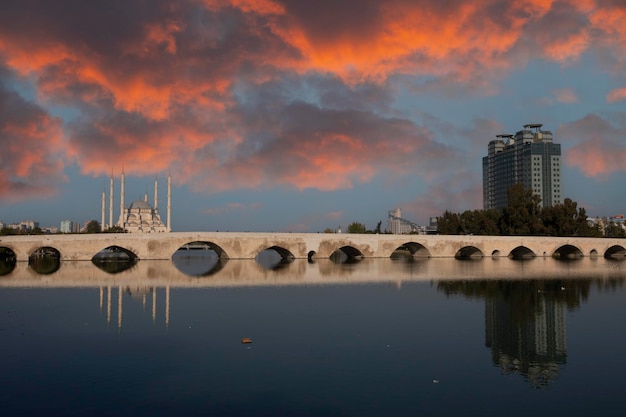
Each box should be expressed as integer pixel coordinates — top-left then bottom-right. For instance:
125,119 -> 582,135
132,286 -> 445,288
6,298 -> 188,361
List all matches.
561,115 -> 626,178
553,88 -> 578,103
566,137 -> 626,177
607,87 -> 626,103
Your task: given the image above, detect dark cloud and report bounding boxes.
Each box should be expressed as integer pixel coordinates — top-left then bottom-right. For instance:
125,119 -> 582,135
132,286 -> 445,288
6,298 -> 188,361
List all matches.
1,0 -> 625,205
0,77 -> 65,200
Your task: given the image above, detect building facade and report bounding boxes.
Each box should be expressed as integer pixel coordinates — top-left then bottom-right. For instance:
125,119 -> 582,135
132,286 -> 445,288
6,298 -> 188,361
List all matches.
60,220 -> 73,233
483,123 -> 561,210
387,208 -> 421,234
118,196 -> 167,233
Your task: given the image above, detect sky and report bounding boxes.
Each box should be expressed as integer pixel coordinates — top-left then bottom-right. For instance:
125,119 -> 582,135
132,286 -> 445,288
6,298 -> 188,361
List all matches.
1,0 -> 625,232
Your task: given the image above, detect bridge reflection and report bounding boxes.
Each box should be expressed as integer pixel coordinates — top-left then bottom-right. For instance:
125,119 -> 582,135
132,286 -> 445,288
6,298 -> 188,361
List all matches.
1,257 -> 624,288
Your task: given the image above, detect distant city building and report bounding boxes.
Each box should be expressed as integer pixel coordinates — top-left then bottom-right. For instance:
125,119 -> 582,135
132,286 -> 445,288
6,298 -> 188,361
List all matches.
587,215 -> 626,235
387,208 -> 421,234
5,220 -> 40,232
426,217 -> 439,235
483,123 -> 561,210
60,220 -> 73,233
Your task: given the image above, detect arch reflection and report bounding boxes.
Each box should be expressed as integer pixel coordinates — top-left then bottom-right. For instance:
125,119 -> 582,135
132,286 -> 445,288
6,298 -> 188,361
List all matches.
0,247 -> 17,276
172,247 -> 228,276
29,247 -> 61,275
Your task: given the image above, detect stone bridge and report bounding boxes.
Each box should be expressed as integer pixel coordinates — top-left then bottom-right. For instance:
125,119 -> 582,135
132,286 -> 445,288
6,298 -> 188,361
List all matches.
1,232 -> 626,262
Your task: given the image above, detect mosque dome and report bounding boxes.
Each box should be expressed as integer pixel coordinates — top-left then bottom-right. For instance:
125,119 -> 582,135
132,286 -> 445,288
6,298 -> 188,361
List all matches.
129,200 -> 152,210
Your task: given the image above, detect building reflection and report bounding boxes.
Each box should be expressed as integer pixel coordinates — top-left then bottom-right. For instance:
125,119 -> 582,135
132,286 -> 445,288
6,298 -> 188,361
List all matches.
438,279 -> 597,388
99,285 -> 171,329
485,291 -> 566,387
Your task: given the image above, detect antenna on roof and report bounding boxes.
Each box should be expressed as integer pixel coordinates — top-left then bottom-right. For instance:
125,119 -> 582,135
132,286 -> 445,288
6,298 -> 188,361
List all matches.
524,123 -> 543,132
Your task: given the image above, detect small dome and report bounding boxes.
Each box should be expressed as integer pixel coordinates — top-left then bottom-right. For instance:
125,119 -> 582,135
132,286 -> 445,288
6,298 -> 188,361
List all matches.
129,200 -> 152,210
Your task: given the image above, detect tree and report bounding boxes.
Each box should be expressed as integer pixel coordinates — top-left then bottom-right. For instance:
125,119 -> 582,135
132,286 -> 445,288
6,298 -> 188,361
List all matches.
604,221 -> 626,238
437,211 -> 463,235
500,183 -> 542,235
541,198 -> 598,237
84,220 -> 101,234
323,228 -> 335,233
374,221 -> 382,234
103,225 -> 126,233
0,227 -> 18,236
346,222 -> 367,234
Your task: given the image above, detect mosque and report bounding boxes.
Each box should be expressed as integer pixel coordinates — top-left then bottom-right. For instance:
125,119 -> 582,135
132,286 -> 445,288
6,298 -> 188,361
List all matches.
101,171 -> 171,233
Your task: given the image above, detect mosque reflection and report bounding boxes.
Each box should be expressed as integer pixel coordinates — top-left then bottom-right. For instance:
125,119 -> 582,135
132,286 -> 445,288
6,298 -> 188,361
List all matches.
98,285 -> 171,329
437,278 -> 622,388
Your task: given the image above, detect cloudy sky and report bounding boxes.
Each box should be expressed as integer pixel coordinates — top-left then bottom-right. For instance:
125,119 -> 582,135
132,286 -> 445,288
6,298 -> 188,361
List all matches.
1,0 -> 625,232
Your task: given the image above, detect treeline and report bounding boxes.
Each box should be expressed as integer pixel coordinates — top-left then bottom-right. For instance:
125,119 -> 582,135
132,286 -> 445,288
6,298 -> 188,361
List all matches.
437,183 -> 623,237
0,226 -> 44,236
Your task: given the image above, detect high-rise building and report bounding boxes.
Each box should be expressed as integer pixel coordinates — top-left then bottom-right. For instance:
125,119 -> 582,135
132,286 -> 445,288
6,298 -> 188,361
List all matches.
60,220 -> 73,233
483,123 -> 561,210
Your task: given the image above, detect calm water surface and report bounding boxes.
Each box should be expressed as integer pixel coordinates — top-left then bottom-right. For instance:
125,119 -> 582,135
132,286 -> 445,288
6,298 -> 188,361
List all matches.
1,257 -> 625,416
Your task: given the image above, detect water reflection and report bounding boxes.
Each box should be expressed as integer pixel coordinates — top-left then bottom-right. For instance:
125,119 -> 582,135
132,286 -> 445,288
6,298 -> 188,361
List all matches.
97,285 -> 171,329
28,247 -> 61,274
171,248 -> 228,276
436,276 -> 626,388
256,248 -> 294,270
0,248 -> 17,275
2,257 -> 626,416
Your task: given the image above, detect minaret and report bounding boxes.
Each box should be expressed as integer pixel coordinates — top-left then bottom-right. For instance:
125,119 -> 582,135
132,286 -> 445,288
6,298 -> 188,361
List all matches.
120,169 -> 125,228
109,172 -> 114,229
167,173 -> 171,232
101,190 -> 105,229
165,285 -> 170,328
154,177 -> 158,212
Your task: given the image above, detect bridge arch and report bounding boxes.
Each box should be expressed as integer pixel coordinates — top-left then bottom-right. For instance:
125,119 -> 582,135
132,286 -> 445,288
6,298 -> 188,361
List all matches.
175,241 -> 228,259
604,245 -> 626,260
552,244 -> 583,259
91,246 -> 138,274
396,242 -> 431,258
455,246 -> 484,260
93,245 -> 138,261
263,245 -> 296,260
0,247 -> 17,275
172,242 -> 229,276
491,249 -> 501,257
330,246 -> 364,263
28,246 -> 61,275
256,246 -> 296,270
509,246 -> 535,260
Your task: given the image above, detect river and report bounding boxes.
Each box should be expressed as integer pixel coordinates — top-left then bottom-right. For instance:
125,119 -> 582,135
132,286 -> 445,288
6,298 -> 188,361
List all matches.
1,256 -> 625,416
